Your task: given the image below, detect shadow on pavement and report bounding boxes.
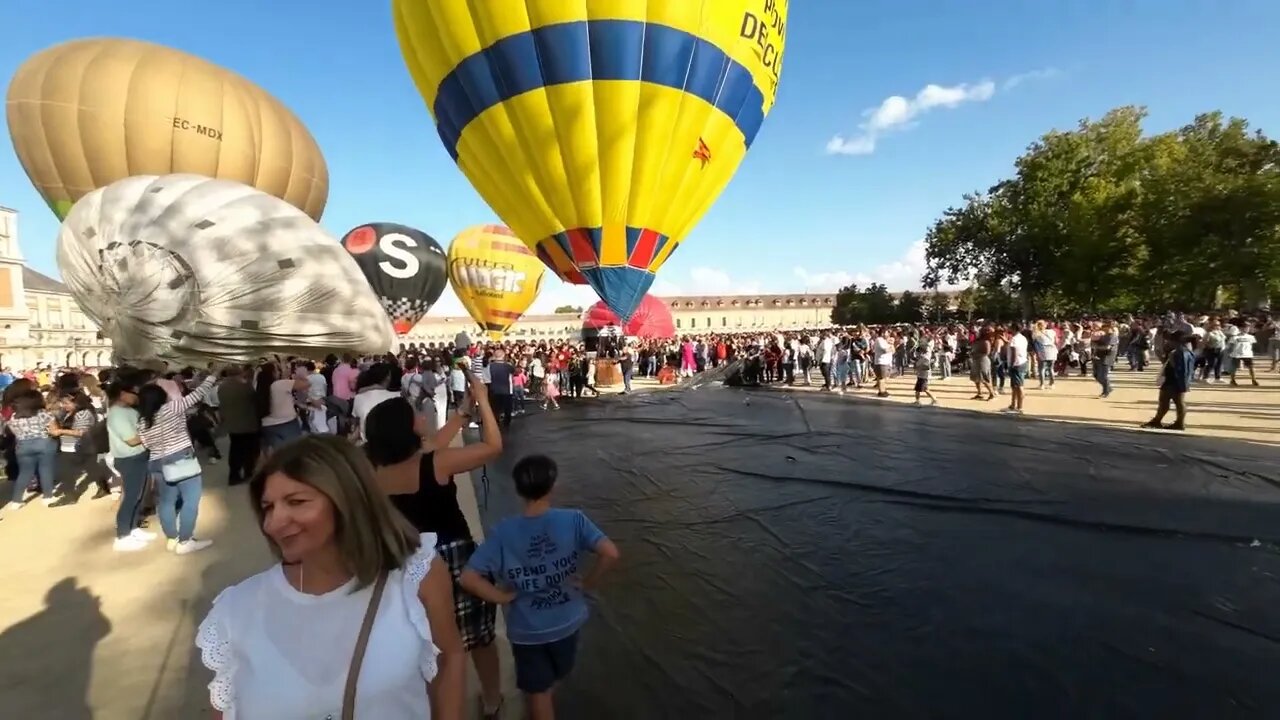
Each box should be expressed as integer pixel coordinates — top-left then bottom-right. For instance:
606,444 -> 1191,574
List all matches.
0,578 -> 110,720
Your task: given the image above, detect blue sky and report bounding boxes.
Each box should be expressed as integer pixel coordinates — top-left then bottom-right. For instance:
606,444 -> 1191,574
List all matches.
2,0 -> 1279,314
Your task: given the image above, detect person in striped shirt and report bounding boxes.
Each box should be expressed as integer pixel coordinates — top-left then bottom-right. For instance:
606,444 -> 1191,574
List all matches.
136,372 -> 218,555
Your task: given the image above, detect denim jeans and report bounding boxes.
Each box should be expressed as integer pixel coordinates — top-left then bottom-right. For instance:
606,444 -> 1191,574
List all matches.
113,451 -> 150,538
1037,360 -> 1055,387
622,368 -> 633,392
262,419 -> 302,451
1093,360 -> 1113,396
13,437 -> 56,502
150,449 -> 202,542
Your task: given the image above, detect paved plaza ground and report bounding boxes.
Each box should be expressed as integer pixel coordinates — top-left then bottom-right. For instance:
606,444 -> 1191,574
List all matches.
0,369 -> 1275,718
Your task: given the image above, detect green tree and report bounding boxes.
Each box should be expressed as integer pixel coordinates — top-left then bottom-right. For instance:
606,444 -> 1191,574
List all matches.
553,305 -> 584,314
955,285 -> 979,322
831,283 -> 863,325
1137,113 -> 1280,310
894,290 -> 925,322
922,105 -> 1280,315
861,283 -> 897,321
923,291 -> 951,322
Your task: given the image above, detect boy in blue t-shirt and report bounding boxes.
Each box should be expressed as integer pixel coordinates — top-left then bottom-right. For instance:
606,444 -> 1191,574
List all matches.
461,455 -> 620,718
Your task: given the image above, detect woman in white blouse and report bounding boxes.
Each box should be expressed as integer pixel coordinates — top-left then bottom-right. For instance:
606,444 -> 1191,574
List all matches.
196,435 -> 465,719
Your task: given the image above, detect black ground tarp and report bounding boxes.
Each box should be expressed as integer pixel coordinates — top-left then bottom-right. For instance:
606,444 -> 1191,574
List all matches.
476,381 -> 1280,719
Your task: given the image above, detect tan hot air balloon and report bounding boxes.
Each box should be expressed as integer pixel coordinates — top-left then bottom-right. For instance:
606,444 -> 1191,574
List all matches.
5,37 -> 328,220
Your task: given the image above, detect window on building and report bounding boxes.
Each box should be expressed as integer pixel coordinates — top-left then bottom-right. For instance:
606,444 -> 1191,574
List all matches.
676,318 -> 682,329
721,316 -> 727,327
26,302 -> 39,327
71,311 -> 86,329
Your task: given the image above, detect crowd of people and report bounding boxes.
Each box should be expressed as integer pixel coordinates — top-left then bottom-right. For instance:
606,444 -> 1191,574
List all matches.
0,342 -> 629,720
1,308 -> 1274,718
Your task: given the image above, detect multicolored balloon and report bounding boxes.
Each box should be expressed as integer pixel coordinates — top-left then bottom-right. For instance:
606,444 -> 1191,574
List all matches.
341,223 -> 448,335
6,37 -> 328,220
393,0 -> 788,321
447,225 -> 545,341
582,294 -> 675,339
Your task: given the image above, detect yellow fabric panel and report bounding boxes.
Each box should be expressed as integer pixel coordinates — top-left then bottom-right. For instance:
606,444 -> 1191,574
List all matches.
592,80 -> 639,266
447,225 -> 546,334
395,0 -> 789,287
5,38 -> 329,220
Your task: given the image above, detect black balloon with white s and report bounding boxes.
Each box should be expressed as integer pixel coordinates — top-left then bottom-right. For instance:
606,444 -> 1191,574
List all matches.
340,222 -> 448,335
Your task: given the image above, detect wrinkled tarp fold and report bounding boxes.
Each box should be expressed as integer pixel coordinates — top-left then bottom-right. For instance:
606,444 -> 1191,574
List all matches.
477,382 -> 1280,719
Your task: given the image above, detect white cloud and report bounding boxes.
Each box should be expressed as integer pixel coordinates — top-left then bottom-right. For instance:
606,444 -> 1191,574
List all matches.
687,266 -> 763,295
1003,67 -> 1061,90
430,277 -> 600,317
823,69 -> 1067,156
793,240 -> 963,292
791,267 -> 855,292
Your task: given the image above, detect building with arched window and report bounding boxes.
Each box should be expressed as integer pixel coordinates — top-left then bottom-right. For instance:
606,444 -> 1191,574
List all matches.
0,207 -> 113,370
409,293 -> 848,342
657,293 -> 840,331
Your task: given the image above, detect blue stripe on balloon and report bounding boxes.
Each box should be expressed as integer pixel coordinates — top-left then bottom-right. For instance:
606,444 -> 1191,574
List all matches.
580,265 -> 656,323
433,20 -> 767,162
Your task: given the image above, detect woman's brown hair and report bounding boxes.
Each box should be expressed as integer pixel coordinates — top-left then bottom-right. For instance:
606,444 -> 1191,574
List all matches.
248,435 -> 420,590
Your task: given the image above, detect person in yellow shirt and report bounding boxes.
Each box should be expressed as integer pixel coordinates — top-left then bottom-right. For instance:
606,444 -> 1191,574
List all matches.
36,368 -> 52,388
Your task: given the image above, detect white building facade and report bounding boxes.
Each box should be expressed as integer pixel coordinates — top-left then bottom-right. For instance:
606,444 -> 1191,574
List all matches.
0,206 -> 113,370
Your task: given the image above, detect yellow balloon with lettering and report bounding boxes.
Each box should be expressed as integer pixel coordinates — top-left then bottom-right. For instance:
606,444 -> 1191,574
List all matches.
393,0 -> 787,322
6,37 -> 328,221
447,225 -> 546,341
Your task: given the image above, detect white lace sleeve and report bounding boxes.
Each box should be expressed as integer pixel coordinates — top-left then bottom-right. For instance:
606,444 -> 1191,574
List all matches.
195,588 -> 236,714
402,532 -> 442,683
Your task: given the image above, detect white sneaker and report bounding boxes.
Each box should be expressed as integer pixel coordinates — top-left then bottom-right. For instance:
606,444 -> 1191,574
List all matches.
42,496 -> 59,507
130,528 -> 158,542
175,538 -> 213,555
113,536 -> 148,552
3,501 -> 25,516
166,538 -> 178,552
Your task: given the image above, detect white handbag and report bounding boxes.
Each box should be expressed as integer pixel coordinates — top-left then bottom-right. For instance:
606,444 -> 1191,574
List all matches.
161,456 -> 202,483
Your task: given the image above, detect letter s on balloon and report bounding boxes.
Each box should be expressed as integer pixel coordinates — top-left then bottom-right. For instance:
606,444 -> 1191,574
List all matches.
378,233 -> 421,279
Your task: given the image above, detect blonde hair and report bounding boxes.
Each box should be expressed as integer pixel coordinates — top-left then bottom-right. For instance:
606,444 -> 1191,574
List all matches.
249,435 -> 420,590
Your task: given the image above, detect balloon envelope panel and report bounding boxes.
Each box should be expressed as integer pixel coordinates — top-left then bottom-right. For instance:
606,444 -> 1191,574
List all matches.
447,224 -> 545,340
56,174 -> 392,362
341,222 -> 448,335
393,0 -> 788,321
6,37 -> 329,220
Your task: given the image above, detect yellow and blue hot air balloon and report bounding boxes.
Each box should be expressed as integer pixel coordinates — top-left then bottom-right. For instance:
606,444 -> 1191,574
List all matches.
447,224 -> 546,341
393,0 -> 788,321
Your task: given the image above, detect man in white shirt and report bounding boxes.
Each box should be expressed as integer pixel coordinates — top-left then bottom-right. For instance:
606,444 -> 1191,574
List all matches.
1228,322 -> 1259,387
872,329 -> 893,397
797,341 -> 813,385
819,333 -> 835,390
1005,323 -> 1029,414
303,361 -> 330,434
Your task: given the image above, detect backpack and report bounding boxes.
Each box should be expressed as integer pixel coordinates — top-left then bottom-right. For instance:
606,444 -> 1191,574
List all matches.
79,417 -> 109,455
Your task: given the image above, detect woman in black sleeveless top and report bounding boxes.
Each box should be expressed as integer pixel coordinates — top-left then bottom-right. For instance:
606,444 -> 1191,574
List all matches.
365,366 -> 506,719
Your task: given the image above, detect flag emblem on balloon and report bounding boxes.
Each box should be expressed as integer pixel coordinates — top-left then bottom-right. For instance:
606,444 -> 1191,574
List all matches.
447,225 -> 545,341
393,0 -> 788,322
693,138 -> 712,168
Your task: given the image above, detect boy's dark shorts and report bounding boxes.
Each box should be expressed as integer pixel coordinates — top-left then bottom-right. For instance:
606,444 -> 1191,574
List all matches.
512,631 -> 580,693
913,377 -> 928,393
